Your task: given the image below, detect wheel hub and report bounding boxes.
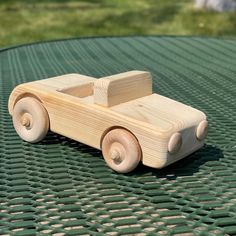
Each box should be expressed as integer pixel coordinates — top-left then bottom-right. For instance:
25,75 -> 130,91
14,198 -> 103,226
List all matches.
21,113 -> 32,128
110,149 -> 122,164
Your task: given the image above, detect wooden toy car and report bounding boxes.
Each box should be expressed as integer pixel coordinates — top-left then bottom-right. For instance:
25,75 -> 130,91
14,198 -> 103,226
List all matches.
8,71 -> 208,173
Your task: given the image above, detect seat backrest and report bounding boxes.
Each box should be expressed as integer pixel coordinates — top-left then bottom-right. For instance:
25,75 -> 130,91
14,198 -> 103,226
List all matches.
94,71 -> 152,107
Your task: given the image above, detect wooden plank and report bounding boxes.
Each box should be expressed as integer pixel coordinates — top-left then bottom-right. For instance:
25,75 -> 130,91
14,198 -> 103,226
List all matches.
111,93 -> 206,132
38,73 -> 96,90
94,71 -> 152,107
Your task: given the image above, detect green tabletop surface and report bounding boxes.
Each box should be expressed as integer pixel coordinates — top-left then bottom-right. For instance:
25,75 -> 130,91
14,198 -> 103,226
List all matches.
0,36 -> 236,235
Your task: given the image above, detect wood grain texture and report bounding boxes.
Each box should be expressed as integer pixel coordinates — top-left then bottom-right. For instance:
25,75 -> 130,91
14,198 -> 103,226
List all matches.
8,71 -> 207,169
111,93 -> 206,133
94,71 -> 152,107
38,73 -> 96,90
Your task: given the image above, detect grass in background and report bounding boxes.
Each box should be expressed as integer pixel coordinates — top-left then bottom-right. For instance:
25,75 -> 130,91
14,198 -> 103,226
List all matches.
0,0 -> 235,47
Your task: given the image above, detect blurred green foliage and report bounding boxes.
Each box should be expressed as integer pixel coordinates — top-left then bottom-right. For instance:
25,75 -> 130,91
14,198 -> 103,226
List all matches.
0,0 -> 235,47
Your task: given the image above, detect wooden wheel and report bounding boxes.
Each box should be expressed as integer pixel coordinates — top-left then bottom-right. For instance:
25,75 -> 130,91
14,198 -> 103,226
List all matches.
13,97 -> 49,143
101,128 -> 142,173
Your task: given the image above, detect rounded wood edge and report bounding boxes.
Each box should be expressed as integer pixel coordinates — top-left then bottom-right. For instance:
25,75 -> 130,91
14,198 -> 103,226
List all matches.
168,132 -> 182,154
196,120 -> 208,140
8,88 -> 43,116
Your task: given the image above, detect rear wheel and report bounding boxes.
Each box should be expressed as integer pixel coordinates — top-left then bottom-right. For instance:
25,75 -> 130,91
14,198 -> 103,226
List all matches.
13,97 -> 49,143
101,128 -> 141,173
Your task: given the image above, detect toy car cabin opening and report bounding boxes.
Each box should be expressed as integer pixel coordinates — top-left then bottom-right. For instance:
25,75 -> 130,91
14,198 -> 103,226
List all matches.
8,71 -> 208,173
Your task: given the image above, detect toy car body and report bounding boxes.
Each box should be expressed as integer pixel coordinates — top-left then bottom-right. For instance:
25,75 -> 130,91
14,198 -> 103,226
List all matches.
8,71 -> 208,173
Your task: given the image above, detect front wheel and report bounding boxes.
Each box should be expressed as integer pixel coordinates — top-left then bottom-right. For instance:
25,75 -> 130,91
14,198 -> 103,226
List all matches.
101,129 -> 142,173
13,97 -> 49,143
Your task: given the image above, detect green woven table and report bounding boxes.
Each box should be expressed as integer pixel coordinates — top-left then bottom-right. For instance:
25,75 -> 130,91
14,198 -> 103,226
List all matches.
0,36 -> 236,236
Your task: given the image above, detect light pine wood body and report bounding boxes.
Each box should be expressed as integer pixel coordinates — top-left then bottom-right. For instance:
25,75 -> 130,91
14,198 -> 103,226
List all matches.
8,71 -> 207,169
